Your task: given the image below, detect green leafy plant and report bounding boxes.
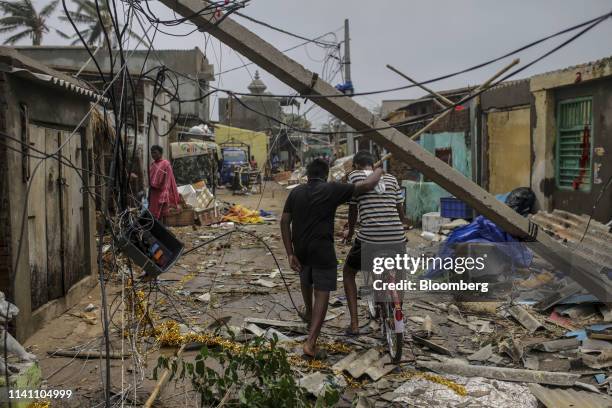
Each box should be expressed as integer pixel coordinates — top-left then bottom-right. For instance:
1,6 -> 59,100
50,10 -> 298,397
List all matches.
155,335 -> 340,408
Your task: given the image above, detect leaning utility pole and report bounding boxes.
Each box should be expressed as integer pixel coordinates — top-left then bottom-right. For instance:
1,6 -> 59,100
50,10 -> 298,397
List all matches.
343,18 -> 354,155
158,0 -> 611,301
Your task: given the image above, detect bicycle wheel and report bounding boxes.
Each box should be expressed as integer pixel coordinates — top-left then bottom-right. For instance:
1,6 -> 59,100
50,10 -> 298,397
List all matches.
383,303 -> 403,363
361,271 -> 379,319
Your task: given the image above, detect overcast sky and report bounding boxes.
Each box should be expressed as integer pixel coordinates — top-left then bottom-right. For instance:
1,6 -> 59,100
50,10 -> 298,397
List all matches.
3,0 -> 612,128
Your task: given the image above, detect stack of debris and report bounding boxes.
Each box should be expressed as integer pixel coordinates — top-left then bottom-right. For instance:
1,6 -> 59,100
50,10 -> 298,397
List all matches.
531,209 -> 612,271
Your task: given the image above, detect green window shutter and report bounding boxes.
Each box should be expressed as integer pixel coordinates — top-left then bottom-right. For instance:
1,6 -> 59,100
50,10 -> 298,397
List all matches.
556,97 -> 593,192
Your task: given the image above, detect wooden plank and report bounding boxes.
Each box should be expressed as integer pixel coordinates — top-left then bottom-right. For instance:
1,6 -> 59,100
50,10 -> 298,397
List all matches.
28,125 -> 48,309
144,345 -> 185,408
45,128 -> 64,301
386,65 -> 454,107
48,350 -> 130,359
158,0 -> 612,302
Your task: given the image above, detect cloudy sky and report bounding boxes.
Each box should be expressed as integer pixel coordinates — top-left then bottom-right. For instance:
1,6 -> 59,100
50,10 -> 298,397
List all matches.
3,0 -> 612,128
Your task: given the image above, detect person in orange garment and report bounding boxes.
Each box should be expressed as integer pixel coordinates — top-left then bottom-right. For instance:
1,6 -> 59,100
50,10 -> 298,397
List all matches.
148,145 -> 181,220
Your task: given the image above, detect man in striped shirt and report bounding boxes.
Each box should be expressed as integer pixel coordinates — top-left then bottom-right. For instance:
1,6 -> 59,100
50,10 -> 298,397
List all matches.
343,151 -> 409,335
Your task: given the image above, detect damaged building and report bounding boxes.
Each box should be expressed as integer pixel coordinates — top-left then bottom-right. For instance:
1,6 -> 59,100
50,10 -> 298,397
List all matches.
385,56 -> 612,225
0,47 -> 99,340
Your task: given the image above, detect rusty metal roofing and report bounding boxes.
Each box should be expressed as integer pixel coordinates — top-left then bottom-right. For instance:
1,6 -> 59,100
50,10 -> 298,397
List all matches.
528,384 -> 612,408
1,66 -> 107,103
531,210 -> 612,270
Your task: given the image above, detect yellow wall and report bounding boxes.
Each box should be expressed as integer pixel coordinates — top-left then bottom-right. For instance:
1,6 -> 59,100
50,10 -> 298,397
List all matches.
214,124 -> 268,168
487,108 -> 531,194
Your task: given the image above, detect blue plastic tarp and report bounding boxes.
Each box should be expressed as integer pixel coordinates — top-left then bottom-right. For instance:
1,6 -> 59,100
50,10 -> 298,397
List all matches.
425,215 -> 533,278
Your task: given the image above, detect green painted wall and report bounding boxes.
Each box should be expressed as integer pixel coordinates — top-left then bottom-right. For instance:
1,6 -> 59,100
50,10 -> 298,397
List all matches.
402,132 -> 472,223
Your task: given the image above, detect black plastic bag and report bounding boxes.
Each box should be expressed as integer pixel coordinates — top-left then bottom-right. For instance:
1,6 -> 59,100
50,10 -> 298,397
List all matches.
505,187 -> 535,216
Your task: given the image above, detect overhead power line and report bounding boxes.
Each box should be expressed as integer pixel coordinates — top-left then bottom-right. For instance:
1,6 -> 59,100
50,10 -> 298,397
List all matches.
234,11 -> 338,47
211,10 -> 612,99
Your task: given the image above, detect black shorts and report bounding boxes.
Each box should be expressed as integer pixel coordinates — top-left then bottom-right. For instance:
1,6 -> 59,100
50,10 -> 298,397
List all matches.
345,239 -> 363,271
300,265 -> 337,291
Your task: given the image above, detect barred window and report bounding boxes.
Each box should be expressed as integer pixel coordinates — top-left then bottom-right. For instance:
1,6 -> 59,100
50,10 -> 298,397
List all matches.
556,97 -> 593,191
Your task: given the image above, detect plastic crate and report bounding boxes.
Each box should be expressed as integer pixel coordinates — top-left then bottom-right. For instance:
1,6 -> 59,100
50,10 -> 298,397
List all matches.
440,197 -> 474,219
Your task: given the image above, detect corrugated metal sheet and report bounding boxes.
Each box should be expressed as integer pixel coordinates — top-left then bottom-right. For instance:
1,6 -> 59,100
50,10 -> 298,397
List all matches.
531,210 -> 612,270
528,384 -> 612,408
1,66 -> 107,103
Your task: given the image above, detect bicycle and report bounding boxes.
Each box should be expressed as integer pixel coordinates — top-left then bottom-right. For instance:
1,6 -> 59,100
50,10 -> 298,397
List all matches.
362,265 -> 405,363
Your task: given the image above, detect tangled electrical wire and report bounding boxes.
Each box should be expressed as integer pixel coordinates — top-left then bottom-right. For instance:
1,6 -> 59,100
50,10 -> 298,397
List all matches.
3,2 -> 610,407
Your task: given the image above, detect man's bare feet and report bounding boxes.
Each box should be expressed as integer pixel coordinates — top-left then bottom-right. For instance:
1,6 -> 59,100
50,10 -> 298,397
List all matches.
303,341 -> 316,357
345,324 -> 360,336
302,342 -> 327,360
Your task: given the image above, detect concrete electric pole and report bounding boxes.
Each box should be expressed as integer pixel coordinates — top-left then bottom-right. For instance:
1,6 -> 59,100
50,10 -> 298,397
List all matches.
158,0 -> 611,301
343,18 -> 354,155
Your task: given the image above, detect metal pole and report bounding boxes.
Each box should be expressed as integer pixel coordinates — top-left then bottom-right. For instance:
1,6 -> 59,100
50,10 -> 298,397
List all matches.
344,18 -> 354,155
344,19 -> 351,85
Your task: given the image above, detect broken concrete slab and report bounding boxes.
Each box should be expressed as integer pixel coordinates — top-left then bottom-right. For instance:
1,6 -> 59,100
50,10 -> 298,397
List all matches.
354,395 -> 375,408
499,338 -> 524,363
243,317 -> 306,331
252,279 -> 277,288
467,319 -> 494,334
528,383 -> 612,408
298,372 -> 346,397
412,335 -> 453,356
332,351 -> 358,372
244,323 -> 266,337
581,350 -> 612,369
534,282 -> 582,311
487,354 -> 505,365
364,354 -> 396,381
264,328 -> 290,342
533,338 -> 580,352
345,349 -> 380,378
467,344 -> 493,362
379,391 -> 400,402
579,338 -> 612,353
508,305 -> 543,333
418,360 -> 580,386
523,355 -> 539,370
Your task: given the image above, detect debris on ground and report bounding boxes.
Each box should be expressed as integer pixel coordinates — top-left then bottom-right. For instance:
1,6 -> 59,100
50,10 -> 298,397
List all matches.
24,182 -> 612,407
